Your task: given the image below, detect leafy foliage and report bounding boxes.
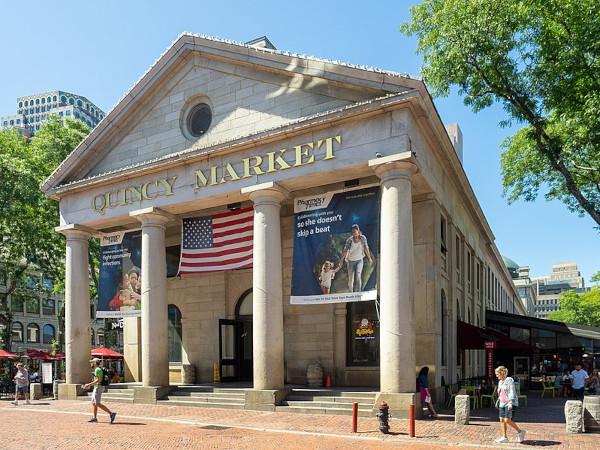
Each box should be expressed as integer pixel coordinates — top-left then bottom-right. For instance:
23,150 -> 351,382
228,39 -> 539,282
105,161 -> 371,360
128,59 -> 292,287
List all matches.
548,288 -> 600,327
402,0 -> 600,226
0,117 -> 89,349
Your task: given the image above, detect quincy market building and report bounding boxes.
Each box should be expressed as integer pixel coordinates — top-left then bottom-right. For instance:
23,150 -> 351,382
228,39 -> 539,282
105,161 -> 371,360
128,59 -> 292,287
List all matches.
42,34 -> 524,412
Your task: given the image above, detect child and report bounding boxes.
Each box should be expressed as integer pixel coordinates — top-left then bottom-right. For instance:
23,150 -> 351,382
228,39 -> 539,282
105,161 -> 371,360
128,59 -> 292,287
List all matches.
319,261 -> 339,294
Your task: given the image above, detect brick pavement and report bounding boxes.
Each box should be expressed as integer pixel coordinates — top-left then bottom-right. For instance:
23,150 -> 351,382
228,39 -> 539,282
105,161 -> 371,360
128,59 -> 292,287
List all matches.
0,393 -> 597,449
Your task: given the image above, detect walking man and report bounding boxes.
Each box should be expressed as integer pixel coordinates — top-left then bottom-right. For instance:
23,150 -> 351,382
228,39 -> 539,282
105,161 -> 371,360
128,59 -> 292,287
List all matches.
12,362 -> 30,406
83,358 -> 116,423
571,362 -> 589,401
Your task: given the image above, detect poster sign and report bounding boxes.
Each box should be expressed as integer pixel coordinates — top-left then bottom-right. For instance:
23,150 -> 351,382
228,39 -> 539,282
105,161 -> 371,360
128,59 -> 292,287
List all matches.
97,230 -> 142,318
41,362 -> 53,384
291,187 -> 380,305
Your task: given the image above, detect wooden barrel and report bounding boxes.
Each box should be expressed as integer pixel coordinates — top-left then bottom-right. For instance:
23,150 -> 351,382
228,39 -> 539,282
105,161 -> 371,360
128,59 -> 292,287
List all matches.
306,361 -> 324,387
583,395 -> 600,431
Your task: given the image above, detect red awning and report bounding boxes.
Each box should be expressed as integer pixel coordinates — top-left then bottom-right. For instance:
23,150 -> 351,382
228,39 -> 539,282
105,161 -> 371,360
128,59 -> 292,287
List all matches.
457,321 -> 532,350
0,349 -> 19,359
91,347 -> 123,360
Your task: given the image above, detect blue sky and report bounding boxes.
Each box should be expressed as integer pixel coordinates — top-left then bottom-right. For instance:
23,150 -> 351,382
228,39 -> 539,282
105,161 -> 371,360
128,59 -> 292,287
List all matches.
1,0 -> 597,282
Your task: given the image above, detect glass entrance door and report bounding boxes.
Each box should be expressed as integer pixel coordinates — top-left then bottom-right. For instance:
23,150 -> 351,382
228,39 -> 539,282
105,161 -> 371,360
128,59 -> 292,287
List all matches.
513,356 -> 530,388
219,319 -> 241,382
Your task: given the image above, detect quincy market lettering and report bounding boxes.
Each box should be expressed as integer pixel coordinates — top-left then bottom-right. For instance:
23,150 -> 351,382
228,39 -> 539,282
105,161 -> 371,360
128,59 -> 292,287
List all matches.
92,135 -> 341,215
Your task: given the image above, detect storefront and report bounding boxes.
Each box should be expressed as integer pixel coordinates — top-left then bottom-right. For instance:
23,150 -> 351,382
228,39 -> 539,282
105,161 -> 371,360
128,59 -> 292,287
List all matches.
42,34 -> 524,410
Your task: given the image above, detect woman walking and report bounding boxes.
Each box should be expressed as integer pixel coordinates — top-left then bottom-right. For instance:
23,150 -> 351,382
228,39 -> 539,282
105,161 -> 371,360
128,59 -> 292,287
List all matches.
417,366 -> 438,418
494,366 -> 526,444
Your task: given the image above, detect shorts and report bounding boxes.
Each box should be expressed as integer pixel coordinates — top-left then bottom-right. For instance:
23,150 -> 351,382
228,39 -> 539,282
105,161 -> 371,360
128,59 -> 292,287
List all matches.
16,386 -> 29,395
572,387 -> 584,400
499,405 -> 517,420
92,386 -> 106,404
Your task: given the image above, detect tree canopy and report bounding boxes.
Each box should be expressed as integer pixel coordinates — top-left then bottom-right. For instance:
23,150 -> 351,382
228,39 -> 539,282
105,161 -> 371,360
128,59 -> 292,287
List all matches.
0,117 -> 89,349
548,288 -> 600,328
401,0 -> 600,227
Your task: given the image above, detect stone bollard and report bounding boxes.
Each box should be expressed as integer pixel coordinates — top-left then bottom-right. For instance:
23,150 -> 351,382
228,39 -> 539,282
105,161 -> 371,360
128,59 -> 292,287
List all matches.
181,364 -> 196,384
564,400 -> 584,433
583,396 -> 600,432
30,383 -> 43,400
455,395 -> 470,425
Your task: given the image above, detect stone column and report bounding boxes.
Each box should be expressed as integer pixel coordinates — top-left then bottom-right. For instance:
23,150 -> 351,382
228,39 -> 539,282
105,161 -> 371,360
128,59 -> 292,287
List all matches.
130,207 -> 174,389
369,154 -> 418,393
241,182 -> 288,395
56,224 -> 94,399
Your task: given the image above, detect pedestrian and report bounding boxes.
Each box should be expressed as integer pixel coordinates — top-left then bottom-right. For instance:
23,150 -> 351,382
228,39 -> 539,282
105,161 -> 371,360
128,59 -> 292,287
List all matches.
570,362 -> 589,401
559,369 -> 572,397
417,366 -> 438,418
494,366 -> 526,444
83,358 -> 116,424
12,362 -> 30,406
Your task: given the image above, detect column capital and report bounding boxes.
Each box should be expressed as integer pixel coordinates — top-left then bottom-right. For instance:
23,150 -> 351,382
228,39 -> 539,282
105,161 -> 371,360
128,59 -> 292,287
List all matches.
368,151 -> 419,181
55,224 -> 96,240
241,181 -> 289,205
130,207 -> 177,227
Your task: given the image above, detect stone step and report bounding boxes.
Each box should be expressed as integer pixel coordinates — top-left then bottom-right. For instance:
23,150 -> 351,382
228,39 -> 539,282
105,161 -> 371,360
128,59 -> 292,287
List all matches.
168,395 -> 245,404
105,388 -> 135,394
285,400 -> 373,409
289,389 -> 377,399
286,395 -> 375,404
104,393 -> 134,399
158,399 -> 245,410
275,405 -> 373,417
169,391 -> 245,399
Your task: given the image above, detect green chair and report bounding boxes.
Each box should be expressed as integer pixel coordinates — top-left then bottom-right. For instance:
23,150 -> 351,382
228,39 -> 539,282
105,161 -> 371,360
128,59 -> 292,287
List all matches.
462,386 -> 480,410
541,381 -> 557,398
481,385 -> 497,407
515,382 -> 528,407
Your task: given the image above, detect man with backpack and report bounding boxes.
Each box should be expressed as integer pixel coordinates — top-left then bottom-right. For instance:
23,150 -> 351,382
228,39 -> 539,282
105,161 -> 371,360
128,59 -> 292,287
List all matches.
83,358 -> 116,423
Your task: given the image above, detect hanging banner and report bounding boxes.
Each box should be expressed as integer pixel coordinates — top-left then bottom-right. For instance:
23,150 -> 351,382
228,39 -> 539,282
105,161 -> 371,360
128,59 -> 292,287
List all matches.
291,186 -> 380,305
96,230 -> 142,318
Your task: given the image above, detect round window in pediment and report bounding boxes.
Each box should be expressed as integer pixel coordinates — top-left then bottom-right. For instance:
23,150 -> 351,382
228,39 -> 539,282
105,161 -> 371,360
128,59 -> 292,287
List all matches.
186,103 -> 212,138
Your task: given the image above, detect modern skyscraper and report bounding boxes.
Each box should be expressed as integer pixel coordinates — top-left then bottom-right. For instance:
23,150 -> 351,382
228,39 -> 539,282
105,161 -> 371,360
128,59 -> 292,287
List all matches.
532,262 -> 587,319
0,90 -> 105,136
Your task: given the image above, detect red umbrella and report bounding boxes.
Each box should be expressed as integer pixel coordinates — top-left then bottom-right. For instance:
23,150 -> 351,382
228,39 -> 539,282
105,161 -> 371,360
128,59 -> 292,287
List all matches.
91,347 -> 123,360
22,349 -> 53,360
0,349 -> 19,359
51,352 -> 65,361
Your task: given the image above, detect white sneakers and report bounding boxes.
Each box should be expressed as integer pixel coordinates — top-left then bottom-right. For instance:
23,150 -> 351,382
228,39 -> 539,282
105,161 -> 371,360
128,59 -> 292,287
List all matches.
11,401 -> 18,406
494,430 -> 526,444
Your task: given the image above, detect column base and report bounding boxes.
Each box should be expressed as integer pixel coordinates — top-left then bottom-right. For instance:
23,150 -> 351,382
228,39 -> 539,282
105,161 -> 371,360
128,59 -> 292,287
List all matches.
57,383 -> 85,400
133,386 -> 171,404
372,392 -> 422,419
245,389 -> 289,411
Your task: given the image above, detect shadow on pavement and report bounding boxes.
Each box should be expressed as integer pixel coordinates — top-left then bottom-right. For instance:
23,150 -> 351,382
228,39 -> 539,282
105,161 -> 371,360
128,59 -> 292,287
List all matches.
521,440 -> 562,447
110,422 -> 147,426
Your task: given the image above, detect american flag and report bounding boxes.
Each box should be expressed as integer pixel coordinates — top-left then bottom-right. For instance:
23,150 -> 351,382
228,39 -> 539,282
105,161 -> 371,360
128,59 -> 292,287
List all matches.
177,207 -> 254,275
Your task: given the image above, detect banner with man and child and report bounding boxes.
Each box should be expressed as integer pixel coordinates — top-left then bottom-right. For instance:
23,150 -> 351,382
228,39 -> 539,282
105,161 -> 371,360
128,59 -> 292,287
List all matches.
291,187 -> 380,305
96,230 -> 143,318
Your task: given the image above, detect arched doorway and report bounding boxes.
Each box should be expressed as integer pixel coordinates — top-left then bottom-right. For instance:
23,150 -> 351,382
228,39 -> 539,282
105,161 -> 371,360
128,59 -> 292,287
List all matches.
218,289 -> 253,382
235,289 -> 253,381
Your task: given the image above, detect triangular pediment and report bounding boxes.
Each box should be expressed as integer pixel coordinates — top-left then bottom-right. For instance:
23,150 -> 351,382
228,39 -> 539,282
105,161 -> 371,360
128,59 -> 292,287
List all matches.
43,34 -> 422,194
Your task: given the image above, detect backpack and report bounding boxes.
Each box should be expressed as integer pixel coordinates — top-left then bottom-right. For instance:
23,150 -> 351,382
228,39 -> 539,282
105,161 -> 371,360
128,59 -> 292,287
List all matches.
100,367 -> 112,386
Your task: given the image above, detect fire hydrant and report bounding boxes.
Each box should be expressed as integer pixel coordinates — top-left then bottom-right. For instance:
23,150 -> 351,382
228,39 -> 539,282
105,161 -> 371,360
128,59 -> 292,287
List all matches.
376,401 -> 391,434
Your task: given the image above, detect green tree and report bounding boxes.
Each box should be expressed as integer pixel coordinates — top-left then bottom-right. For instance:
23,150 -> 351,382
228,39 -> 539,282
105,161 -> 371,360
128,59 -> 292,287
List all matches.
548,289 -> 600,327
401,0 -> 600,227
0,118 -> 90,349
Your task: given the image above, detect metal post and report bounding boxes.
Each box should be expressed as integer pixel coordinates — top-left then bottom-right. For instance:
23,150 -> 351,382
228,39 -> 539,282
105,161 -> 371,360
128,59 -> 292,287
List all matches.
409,404 -> 415,438
352,402 -> 358,433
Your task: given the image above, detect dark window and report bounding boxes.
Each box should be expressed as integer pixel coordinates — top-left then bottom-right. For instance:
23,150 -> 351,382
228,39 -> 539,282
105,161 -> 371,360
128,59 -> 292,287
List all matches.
98,329 -> 105,346
42,298 -> 55,316
53,95 -> 57,101
41,97 -> 45,104
69,98 -> 74,105
168,305 -> 182,362
90,329 -> 95,346
441,290 -> 447,366
347,301 -> 379,366
166,245 -> 181,277
26,296 -> 40,314
186,103 -> 212,137
11,322 -> 24,342
27,323 -> 40,343
35,99 -> 40,105
42,324 -> 55,344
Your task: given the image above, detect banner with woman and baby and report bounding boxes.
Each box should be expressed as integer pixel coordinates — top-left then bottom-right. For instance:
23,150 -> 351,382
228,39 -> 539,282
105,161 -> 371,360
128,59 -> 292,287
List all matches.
291,186 -> 380,305
96,230 -> 143,318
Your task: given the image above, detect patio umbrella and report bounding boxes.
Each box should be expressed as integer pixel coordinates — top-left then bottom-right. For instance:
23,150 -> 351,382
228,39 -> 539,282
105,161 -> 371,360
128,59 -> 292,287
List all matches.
91,347 -> 123,360
50,352 -> 65,361
22,350 -> 53,360
0,349 -> 19,359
